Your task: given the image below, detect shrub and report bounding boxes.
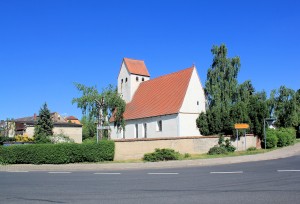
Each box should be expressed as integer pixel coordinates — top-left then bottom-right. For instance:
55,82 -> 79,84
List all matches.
266,129 -> 278,149
0,140 -> 114,164
247,147 -> 257,151
208,135 -> 236,155
208,146 -> 228,155
183,153 -> 191,158
224,138 -> 236,152
265,127 -> 296,148
82,137 -> 97,144
143,148 -> 180,162
277,131 -> 288,147
15,134 -> 34,142
280,128 -> 296,145
0,137 -> 15,145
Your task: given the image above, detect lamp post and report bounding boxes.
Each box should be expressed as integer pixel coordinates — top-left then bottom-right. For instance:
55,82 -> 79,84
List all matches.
264,118 -> 276,149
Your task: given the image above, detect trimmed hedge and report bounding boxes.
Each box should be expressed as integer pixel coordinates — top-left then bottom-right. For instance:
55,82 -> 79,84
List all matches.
0,140 -> 114,164
143,148 -> 180,162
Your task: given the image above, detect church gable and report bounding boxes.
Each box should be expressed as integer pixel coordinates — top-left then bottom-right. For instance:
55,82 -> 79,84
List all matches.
179,67 -> 206,114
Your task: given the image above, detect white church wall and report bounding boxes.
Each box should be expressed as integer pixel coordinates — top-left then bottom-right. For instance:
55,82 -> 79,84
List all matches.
110,114 -> 179,140
180,67 -> 206,114
178,113 -> 201,136
118,62 -> 131,103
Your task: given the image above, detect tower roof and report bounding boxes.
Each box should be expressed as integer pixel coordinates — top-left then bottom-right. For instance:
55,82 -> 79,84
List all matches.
123,58 -> 150,77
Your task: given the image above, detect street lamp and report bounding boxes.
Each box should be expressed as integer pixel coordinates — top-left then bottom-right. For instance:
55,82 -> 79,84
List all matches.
263,118 -> 276,149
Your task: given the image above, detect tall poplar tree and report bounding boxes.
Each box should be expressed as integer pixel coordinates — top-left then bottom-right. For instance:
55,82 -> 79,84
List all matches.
204,44 -> 241,134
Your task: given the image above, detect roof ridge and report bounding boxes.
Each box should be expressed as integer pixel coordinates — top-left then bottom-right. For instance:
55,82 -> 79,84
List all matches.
123,57 -> 145,62
143,66 -> 194,83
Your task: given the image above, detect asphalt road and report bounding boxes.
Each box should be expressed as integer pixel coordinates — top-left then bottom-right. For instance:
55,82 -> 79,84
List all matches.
1,156 -> 300,204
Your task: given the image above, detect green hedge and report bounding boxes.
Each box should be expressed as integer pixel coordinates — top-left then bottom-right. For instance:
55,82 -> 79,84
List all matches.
0,140 -> 114,164
265,128 -> 296,149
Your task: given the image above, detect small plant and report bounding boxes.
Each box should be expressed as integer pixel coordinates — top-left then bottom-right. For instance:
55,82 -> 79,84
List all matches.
143,148 -> 180,162
208,135 -> 236,155
184,153 -> 191,158
208,146 -> 228,155
247,147 -> 257,151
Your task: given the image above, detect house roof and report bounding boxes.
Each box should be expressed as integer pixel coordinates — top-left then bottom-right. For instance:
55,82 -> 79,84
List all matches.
123,58 -> 150,77
14,113 -> 82,127
123,66 -> 194,120
66,116 -> 78,120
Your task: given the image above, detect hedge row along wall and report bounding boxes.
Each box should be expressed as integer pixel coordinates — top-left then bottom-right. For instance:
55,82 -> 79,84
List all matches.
0,140 -> 114,164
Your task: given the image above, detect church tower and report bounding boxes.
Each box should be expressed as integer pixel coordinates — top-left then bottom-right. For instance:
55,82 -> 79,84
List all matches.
118,58 -> 150,103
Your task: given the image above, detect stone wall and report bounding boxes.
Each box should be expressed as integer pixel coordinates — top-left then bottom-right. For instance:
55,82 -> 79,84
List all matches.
114,134 -> 259,161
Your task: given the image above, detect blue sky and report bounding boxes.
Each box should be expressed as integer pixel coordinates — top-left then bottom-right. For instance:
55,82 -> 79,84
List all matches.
0,0 -> 299,120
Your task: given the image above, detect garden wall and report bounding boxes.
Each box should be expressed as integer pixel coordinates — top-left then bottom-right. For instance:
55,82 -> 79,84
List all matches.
114,134 -> 259,161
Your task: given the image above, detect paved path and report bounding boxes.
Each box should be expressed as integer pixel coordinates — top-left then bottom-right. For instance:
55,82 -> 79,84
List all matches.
1,143 -> 300,172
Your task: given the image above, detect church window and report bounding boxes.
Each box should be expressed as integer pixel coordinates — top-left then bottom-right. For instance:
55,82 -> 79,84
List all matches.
135,124 -> 138,138
143,123 -> 147,138
197,101 -> 199,105
136,76 -> 139,81
156,120 -> 162,132
121,79 -> 123,84
125,78 -> 128,83
142,77 -> 144,81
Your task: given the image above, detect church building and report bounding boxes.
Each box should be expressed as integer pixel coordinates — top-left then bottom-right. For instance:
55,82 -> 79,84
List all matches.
109,58 -> 206,139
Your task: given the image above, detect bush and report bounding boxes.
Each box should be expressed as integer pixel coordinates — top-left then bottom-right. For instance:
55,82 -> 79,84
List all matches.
15,134 -> 34,142
0,140 -> 114,164
208,146 -> 228,155
247,147 -> 257,151
224,138 -> 236,152
265,128 -> 296,148
208,135 -> 236,155
277,131 -> 288,147
0,137 -> 15,145
266,129 -> 278,149
280,128 -> 296,145
143,148 -> 180,162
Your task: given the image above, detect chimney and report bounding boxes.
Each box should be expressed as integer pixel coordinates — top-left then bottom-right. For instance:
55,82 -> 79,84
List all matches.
34,113 -> 37,120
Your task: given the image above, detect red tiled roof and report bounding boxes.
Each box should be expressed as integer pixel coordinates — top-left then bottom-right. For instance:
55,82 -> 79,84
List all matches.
123,66 -> 194,120
66,116 -> 78,120
123,58 -> 150,77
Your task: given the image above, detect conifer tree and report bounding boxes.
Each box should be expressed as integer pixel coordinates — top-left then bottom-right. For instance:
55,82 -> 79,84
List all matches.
34,103 -> 53,143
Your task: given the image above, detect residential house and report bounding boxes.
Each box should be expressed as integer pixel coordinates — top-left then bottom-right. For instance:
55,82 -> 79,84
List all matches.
12,112 -> 82,143
65,116 -> 81,125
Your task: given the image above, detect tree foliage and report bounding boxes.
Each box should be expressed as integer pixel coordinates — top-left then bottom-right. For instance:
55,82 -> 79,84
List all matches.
81,115 -> 96,140
72,83 -> 126,131
197,44 -> 268,137
34,103 -> 53,143
273,86 -> 298,128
